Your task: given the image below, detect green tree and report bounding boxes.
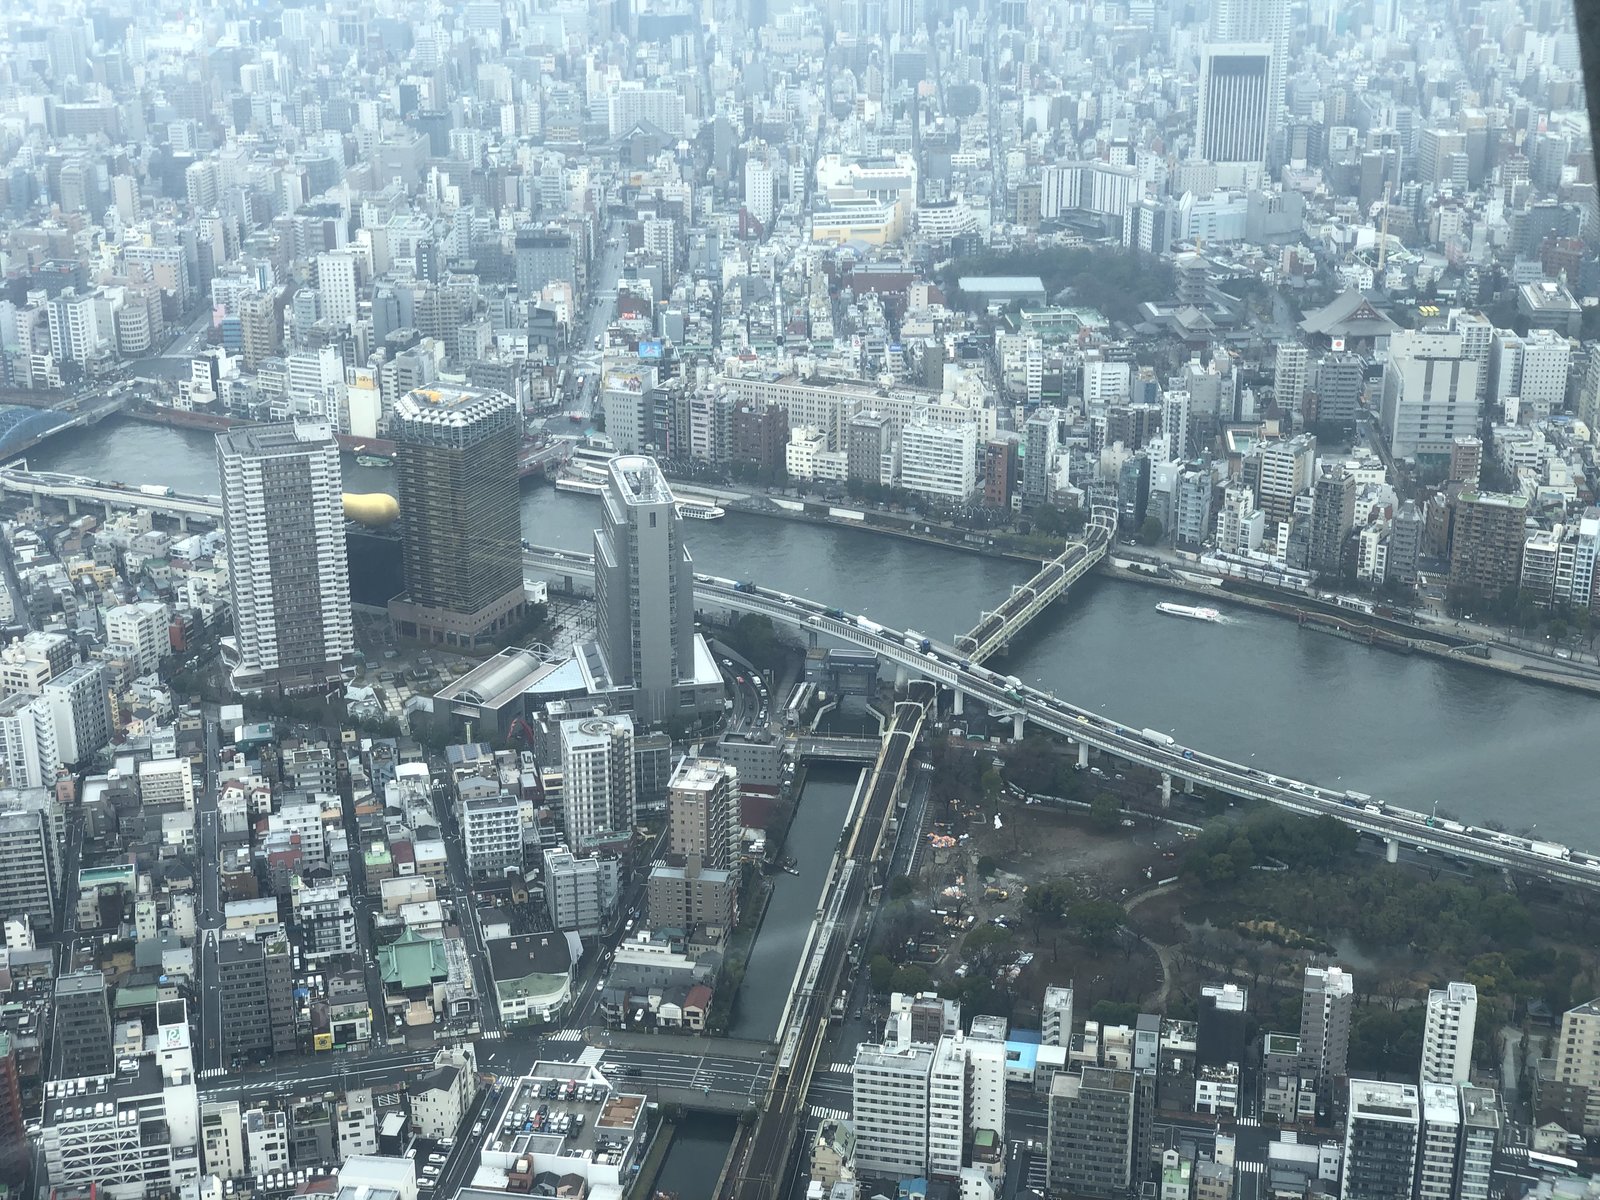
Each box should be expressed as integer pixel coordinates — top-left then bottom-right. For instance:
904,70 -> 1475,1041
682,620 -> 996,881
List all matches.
868,954 -> 895,992
888,875 -> 914,900
1067,899 -> 1125,948
1139,516 -> 1164,545
890,964 -> 931,994
1089,792 -> 1121,831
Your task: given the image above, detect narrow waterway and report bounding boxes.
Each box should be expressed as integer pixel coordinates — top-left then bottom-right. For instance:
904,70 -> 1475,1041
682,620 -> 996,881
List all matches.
25,419 -> 1600,847
728,764 -> 863,1042
650,1113 -> 736,1199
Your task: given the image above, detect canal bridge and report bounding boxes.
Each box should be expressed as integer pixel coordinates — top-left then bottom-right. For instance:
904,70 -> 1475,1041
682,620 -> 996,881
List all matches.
523,545 -> 1600,889
791,734 -> 881,763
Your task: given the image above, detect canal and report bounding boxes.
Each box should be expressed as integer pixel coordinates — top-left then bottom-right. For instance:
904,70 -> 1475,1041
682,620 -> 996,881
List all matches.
652,1113 -> 736,1198
729,764 -> 863,1042
27,417 -> 1600,844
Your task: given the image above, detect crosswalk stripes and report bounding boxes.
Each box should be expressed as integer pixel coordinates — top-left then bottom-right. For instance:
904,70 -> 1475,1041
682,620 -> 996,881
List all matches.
1235,1115 -> 1260,1127
547,1029 -> 586,1042
821,1061 -> 854,1074
477,1030 -> 505,1041
1236,1161 -> 1265,1174
808,1105 -> 851,1123
198,1067 -> 229,1080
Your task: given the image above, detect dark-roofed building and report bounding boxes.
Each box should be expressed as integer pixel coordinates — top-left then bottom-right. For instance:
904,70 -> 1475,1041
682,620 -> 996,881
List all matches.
488,931 -> 577,1027
1299,289 -> 1401,354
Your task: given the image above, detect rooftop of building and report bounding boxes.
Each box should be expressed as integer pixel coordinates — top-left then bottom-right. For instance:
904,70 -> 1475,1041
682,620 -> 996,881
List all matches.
1348,1078 -> 1419,1120
473,1066 -> 645,1173
607,455 -> 674,505
392,386 -> 515,426
1456,490 -> 1529,510
486,931 -> 576,985
217,419 -> 335,457
44,1054 -> 167,1124
667,757 -> 736,794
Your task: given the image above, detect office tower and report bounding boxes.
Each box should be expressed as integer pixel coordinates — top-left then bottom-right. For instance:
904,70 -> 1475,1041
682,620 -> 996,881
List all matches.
1047,1067 -> 1148,1197
42,663 -> 112,764
389,387 -> 525,647
0,788 -> 64,930
559,714 -> 636,846
1315,352 -> 1365,426
928,1035 -> 966,1177
201,1100 -> 247,1180
1380,330 -> 1481,460
1449,492 -> 1529,598
852,1042 -> 933,1180
1449,437 -> 1483,487
1552,999 -> 1600,1136
1198,983 -> 1248,1068
1274,344 -> 1309,411
666,758 -> 739,870
238,291 -> 281,370
54,970 -> 113,1078
316,249 -> 359,328
1196,44 -> 1273,166
217,421 -> 354,693
982,440 -> 1018,508
1387,501 -> 1423,585
743,156 -> 776,226
1022,409 -> 1059,507
1448,310 -> 1494,404
1299,965 -> 1354,1082
847,410 -> 894,487
1310,463 -> 1358,577
1420,981 -> 1478,1086
594,456 -> 706,724
1343,1080 -> 1419,1200
1042,985 -> 1075,1047
1210,0 -> 1288,137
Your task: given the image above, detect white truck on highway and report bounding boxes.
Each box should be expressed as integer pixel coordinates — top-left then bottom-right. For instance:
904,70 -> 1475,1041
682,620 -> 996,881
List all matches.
1140,728 -> 1175,747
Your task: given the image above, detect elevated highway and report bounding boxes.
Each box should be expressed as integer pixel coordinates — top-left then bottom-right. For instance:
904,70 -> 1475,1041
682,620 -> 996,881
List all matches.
523,544 -> 1600,889
0,467 -> 222,521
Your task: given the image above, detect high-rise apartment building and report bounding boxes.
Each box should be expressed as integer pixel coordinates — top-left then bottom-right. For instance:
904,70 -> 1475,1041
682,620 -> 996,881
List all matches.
1449,492 -> 1529,598
594,456 -> 719,723
315,249 -> 359,329
217,421 -> 353,693
1274,344 -> 1309,412
1456,1085 -> 1501,1200
1310,463 -> 1358,577
1380,330 -> 1482,460
1299,965 -> 1354,1082
847,410 -> 894,487
558,714 -> 636,847
1343,1080 -> 1419,1200
1420,981 -> 1478,1086
216,935 -> 296,1059
459,794 -> 525,877
542,845 -> 620,935
1315,352 -> 1365,425
1022,409 -> 1059,508
852,1042 -> 933,1180
1047,1067 -> 1149,1197
927,1035 -> 966,1178
390,387 -> 526,647
53,970 -> 113,1078
43,663 -> 113,764
1550,998 -> 1600,1136
1196,45 -> 1273,165
666,758 -> 739,870
1042,985 -> 1075,1048
1416,1083 -> 1461,1200
0,787 -> 64,930
0,694 -> 59,788
899,421 -> 977,501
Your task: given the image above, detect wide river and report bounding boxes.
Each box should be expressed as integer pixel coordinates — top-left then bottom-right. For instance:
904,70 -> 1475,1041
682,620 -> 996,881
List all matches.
29,417 -> 1599,846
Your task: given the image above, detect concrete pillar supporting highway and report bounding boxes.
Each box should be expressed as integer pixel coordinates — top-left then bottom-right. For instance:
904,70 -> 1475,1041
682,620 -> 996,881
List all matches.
1184,777 -> 1196,795
65,497 -> 77,516
807,631 -> 819,649
177,514 -> 188,533
1385,837 -> 1399,864
951,689 -> 964,716
1160,773 -> 1172,807
1012,713 -> 1025,740
895,664 -> 908,691
1078,741 -> 1090,769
